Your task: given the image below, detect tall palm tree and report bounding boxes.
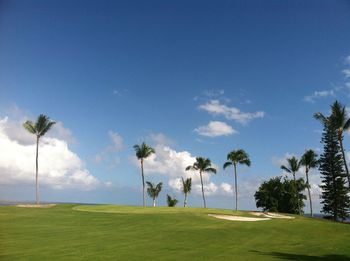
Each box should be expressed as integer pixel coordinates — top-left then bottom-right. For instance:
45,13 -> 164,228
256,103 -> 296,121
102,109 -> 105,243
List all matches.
23,114 -> 56,205
146,181 -> 162,207
181,177 -> 192,207
133,142 -> 155,207
300,149 -> 318,217
185,157 -> 216,208
314,101 -> 350,188
223,149 -> 251,211
281,156 -> 301,215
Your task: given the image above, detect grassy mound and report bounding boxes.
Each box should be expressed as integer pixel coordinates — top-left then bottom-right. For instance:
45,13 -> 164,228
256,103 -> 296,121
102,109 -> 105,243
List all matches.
1,204 -> 349,260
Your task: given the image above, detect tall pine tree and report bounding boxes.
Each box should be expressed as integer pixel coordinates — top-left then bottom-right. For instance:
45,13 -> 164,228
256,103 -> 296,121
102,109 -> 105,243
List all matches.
319,115 -> 350,221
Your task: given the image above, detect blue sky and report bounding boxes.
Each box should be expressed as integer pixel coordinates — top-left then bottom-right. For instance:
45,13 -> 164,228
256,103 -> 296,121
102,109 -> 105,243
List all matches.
1,0 -> 350,211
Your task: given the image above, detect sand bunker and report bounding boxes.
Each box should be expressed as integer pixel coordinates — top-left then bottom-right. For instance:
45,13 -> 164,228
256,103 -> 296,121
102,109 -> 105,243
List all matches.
250,212 -> 294,219
208,214 -> 270,222
16,204 -> 56,208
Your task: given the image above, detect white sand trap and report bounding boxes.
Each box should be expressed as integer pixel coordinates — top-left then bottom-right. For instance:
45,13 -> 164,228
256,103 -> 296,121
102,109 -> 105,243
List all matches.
250,212 -> 294,219
16,204 -> 56,208
208,214 -> 270,222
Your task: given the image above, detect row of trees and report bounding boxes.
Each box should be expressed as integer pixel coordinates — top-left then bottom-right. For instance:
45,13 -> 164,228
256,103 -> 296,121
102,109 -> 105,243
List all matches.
23,101 -> 350,221
134,142 -> 251,209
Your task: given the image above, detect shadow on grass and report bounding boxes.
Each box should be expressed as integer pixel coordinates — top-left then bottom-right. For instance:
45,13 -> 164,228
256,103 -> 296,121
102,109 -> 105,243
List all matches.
250,250 -> 350,260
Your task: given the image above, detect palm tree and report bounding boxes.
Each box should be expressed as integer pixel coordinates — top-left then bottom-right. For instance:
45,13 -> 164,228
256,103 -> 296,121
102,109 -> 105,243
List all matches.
223,149 -> 251,211
181,177 -> 192,207
167,194 -> 178,207
185,157 -> 216,208
314,101 -> 350,187
300,149 -> 318,217
133,142 -> 155,207
146,181 -> 162,207
281,156 -> 301,215
23,114 -> 56,205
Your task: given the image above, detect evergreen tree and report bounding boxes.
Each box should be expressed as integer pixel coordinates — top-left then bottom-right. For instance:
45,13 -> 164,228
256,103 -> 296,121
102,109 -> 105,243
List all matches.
319,116 -> 350,221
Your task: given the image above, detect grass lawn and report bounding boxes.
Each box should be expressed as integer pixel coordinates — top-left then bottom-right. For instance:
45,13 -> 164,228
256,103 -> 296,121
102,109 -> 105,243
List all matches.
1,204 -> 350,260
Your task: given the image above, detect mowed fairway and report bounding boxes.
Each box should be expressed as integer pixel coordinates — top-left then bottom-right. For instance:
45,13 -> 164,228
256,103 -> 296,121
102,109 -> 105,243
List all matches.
1,204 -> 350,260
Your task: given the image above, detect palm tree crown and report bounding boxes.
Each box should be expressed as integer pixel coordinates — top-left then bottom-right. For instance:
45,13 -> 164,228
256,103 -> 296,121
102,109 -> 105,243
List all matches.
281,156 -> 300,175
23,114 -> 56,137
223,149 -> 251,211
223,149 -> 251,169
146,181 -> 162,207
23,114 -> 56,205
133,142 -> 155,160
300,150 -> 318,170
185,157 -> 217,174
186,157 -> 216,208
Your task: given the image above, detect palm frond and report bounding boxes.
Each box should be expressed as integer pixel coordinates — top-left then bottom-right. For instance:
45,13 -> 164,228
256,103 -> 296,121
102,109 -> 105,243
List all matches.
23,121 -> 36,135
281,165 -> 291,173
223,161 -> 233,169
205,167 -> 217,174
313,112 -> 328,124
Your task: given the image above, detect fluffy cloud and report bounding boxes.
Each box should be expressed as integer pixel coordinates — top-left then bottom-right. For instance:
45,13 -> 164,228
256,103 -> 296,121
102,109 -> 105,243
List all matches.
194,121 -> 237,137
198,100 -> 265,124
220,182 -> 233,195
0,117 -> 100,190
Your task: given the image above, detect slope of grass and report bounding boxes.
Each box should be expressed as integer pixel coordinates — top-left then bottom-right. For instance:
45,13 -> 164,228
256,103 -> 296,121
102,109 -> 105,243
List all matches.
1,204 -> 350,260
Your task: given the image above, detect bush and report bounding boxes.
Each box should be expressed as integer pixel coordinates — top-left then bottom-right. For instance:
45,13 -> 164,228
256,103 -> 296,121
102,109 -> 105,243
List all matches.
254,176 -> 307,214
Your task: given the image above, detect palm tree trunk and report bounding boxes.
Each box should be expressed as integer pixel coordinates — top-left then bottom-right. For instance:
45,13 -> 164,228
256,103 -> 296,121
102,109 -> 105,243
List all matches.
305,168 -> 313,217
35,136 -> 39,205
234,163 -> 238,211
153,198 -> 156,207
293,173 -> 301,215
184,193 -> 187,207
199,171 -> 206,208
339,136 -> 350,188
141,159 -> 145,207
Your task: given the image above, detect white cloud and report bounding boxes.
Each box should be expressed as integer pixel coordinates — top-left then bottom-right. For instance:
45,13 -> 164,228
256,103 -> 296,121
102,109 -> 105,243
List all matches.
220,182 -> 233,195
198,100 -> 265,124
0,117 -> 100,190
303,90 -> 335,103
194,121 -> 237,137
193,182 -> 218,196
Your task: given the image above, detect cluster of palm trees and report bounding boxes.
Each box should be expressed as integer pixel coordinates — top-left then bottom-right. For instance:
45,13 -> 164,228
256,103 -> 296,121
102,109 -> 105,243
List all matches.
280,150 -> 318,216
134,142 -> 251,209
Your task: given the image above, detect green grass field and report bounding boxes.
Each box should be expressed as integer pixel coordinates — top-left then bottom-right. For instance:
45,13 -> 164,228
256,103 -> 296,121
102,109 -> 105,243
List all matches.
1,204 -> 350,260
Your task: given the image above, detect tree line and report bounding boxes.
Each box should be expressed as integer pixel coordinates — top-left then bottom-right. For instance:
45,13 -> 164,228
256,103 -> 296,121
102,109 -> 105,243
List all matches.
22,101 -> 350,221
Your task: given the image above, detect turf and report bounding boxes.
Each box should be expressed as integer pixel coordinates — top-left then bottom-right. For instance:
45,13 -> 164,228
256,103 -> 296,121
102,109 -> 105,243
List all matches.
1,204 -> 350,260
